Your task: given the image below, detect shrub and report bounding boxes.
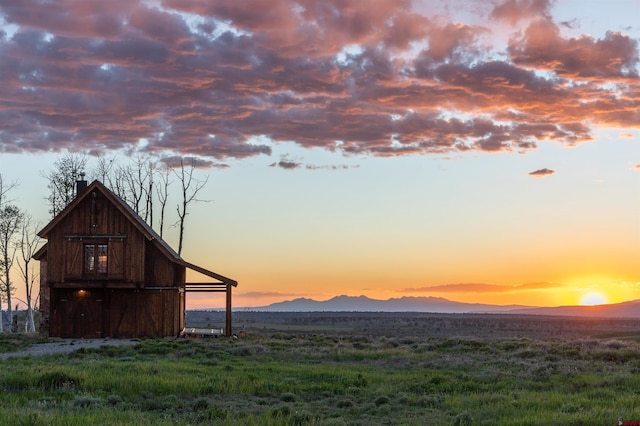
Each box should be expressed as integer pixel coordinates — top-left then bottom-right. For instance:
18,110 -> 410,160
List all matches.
605,340 -> 628,350
106,394 -> 124,406
453,411 -> 473,426
280,392 -> 297,402
36,371 -> 81,390
292,410 -> 313,425
336,399 -> 353,408
191,397 -> 210,411
374,396 -> 390,407
419,395 -> 445,408
270,404 -> 292,418
194,405 -> 227,422
72,395 -> 104,408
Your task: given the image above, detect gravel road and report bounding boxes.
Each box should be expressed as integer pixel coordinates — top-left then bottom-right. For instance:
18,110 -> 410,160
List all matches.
0,339 -> 140,359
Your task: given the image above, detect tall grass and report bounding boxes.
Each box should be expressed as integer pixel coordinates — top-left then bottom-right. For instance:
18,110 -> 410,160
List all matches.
2,331 -> 640,424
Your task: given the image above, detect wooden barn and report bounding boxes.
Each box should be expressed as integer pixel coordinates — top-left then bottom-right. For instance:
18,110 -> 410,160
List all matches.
34,178 -> 237,338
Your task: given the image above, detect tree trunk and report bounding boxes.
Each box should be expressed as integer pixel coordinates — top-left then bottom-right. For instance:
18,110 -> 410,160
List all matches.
2,250 -> 9,334
3,248 -> 9,333
26,305 -> 35,333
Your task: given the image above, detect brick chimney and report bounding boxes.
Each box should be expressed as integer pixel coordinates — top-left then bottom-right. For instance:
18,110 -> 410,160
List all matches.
76,172 -> 88,198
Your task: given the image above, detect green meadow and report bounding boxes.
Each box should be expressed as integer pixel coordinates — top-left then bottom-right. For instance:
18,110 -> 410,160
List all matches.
2,314 -> 640,425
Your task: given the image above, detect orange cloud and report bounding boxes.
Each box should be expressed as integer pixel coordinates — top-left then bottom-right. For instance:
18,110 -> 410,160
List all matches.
403,282 -> 564,294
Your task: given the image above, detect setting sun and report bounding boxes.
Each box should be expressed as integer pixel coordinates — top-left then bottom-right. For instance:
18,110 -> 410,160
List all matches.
580,292 -> 608,306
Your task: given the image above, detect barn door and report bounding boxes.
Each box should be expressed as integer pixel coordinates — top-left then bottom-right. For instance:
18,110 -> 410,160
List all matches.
53,289 -> 104,338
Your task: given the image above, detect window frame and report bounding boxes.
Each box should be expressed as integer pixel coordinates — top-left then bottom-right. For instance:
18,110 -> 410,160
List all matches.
84,242 -> 108,277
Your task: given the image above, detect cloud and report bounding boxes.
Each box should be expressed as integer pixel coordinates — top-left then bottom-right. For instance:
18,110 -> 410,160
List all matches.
269,154 -> 359,170
634,164 -> 640,170
238,291 -> 298,299
269,155 -> 302,170
305,164 -> 359,171
508,19 -> 639,79
403,282 -> 564,294
159,155 -> 229,169
0,0 -> 638,167
529,168 -> 555,177
490,0 -> 552,25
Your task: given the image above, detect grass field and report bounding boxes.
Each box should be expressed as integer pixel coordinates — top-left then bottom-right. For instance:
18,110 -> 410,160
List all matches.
2,313 -> 640,425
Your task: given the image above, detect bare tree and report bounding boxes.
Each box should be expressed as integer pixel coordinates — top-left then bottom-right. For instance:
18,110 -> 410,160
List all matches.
121,155 -> 155,221
174,158 -> 209,255
98,155 -> 156,224
92,156 -> 116,185
145,161 -> 155,227
106,164 -> 129,201
123,164 -> 145,216
0,204 -> 23,333
155,164 -> 172,238
16,213 -> 40,333
0,174 -> 18,211
42,152 -> 88,217
0,174 -> 17,332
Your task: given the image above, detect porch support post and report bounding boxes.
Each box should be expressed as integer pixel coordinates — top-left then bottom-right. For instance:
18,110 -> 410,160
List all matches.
225,283 -> 232,337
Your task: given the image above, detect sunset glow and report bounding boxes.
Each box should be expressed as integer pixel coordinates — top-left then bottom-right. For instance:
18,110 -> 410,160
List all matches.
580,292 -> 608,307
1,1 -> 639,310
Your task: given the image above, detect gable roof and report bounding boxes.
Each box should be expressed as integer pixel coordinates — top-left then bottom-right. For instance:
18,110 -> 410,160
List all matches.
37,180 -> 237,286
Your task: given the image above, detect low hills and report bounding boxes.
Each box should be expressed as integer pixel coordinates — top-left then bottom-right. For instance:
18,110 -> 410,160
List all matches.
242,295 -> 640,318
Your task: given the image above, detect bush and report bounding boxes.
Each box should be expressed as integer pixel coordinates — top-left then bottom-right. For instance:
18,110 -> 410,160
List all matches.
374,395 -> 390,407
280,392 -> 297,402
36,371 -> 81,390
191,397 -> 210,411
72,395 -> 103,408
453,411 -> 473,426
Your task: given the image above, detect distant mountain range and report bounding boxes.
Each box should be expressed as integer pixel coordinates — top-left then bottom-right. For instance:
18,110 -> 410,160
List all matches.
245,295 -> 640,318
249,295 -> 530,313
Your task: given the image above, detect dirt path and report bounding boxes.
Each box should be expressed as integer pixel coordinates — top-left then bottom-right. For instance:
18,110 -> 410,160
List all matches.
0,339 -> 139,359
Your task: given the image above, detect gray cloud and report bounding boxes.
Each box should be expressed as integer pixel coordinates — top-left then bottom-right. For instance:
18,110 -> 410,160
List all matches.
269,156 -> 302,170
0,0 -> 638,167
529,168 -> 555,177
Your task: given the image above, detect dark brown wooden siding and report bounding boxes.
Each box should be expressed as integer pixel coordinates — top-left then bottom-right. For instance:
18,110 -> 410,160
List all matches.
144,240 -> 179,287
49,288 -> 183,338
45,189 -> 146,284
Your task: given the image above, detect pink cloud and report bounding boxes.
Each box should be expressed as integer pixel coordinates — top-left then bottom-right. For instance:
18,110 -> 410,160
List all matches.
0,0 -> 638,166
490,0 -> 552,25
509,19 -> 639,79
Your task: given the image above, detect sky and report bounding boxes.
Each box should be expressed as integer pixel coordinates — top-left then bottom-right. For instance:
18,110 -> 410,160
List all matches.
0,0 -> 639,309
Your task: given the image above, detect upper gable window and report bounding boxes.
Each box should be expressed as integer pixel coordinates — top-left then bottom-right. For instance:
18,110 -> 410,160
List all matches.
84,243 -> 108,275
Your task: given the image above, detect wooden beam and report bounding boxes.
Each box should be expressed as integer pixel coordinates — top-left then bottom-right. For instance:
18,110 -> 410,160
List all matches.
184,282 -> 227,286
181,261 -> 238,287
